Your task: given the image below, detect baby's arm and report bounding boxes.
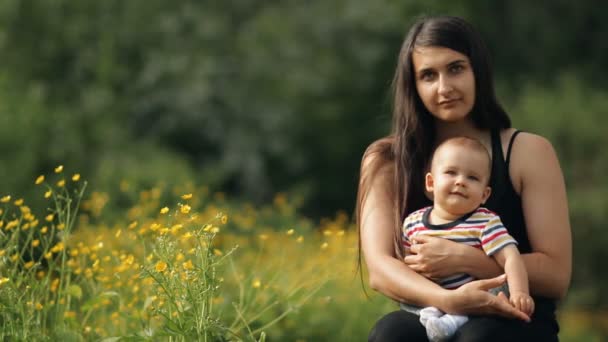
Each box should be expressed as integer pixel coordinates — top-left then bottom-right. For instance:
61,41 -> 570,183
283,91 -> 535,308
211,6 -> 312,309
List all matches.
493,245 -> 535,315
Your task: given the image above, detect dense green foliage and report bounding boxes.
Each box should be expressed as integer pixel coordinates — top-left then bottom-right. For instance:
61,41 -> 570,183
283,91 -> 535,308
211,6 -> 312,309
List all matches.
0,0 -> 606,312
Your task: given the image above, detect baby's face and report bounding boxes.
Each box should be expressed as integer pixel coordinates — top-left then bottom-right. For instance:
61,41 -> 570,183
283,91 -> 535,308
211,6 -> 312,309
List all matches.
427,144 -> 491,215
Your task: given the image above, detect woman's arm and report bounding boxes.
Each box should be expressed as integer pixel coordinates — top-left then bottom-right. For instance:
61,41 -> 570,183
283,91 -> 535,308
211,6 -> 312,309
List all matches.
404,234 -> 503,280
360,154 -> 447,307
511,133 -> 572,299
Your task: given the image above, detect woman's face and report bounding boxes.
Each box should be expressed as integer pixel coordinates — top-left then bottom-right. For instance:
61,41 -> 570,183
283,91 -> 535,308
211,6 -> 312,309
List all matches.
412,46 -> 475,122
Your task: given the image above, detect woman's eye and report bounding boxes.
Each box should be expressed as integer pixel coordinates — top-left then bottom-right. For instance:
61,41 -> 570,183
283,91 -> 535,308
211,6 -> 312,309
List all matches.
449,64 -> 464,73
420,72 -> 435,81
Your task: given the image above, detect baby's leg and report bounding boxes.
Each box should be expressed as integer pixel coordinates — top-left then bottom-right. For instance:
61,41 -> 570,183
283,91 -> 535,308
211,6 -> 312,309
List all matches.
419,307 -> 468,342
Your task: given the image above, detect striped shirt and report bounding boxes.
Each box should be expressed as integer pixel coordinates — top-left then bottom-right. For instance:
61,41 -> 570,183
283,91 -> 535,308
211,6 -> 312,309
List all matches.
402,206 -> 517,289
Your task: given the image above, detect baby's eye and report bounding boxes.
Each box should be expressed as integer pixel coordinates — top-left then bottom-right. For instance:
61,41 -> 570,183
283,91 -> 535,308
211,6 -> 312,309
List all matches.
467,175 -> 480,181
444,170 -> 456,175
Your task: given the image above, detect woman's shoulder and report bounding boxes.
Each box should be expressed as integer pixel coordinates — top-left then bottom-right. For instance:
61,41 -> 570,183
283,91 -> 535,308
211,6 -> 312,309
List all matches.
361,136 -> 395,170
501,129 -> 560,192
500,128 -> 554,150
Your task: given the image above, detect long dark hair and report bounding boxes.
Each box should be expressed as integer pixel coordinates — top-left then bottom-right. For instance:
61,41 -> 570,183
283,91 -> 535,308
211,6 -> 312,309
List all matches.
356,16 -> 511,261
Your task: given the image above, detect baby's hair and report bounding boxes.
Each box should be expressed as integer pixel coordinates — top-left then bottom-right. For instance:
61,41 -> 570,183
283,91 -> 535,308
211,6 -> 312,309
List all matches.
431,136 -> 492,178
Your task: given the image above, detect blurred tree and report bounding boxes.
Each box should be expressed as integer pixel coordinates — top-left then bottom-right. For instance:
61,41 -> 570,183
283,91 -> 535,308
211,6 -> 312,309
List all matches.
0,0 -> 606,220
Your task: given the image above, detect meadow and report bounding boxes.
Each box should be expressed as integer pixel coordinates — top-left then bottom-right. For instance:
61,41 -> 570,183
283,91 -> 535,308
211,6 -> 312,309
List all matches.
0,167 -> 604,341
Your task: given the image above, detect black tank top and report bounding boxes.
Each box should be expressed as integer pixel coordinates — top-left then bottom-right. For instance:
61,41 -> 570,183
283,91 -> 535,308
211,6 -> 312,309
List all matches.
485,130 -> 558,327
485,130 -> 531,253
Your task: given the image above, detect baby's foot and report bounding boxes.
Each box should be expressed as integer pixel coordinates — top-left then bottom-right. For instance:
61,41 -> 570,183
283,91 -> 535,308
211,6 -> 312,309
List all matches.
419,308 -> 467,342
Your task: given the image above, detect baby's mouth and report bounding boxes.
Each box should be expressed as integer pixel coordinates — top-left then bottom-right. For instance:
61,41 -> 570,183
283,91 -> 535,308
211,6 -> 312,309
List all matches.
450,191 -> 467,198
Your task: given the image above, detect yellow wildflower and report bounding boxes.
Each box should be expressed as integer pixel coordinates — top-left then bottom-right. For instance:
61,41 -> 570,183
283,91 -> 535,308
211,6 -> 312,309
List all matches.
181,232 -> 193,241
45,214 -> 54,222
57,223 -> 65,230
175,253 -> 184,262
0,277 -> 9,286
35,175 -> 45,185
64,311 -> 76,319
0,195 -> 10,203
6,219 -> 18,230
44,190 -> 52,199
72,174 -> 80,181
32,240 -> 40,247
41,226 -> 48,234
170,224 -> 183,234
252,278 -> 261,288
210,226 -> 220,234
14,198 -> 24,206
286,229 -> 294,235
296,236 -> 304,243
155,261 -> 168,272
221,215 -> 228,224
160,207 -> 169,215
128,221 -> 138,230
50,242 -> 64,253
115,229 -> 122,238
0,250 -> 5,257
182,260 -> 194,270
24,261 -> 35,269
57,179 -> 65,187
181,193 -> 192,200
180,204 -> 191,214
321,242 -> 329,250
54,165 -> 63,173
213,249 -> 223,256
35,303 -> 43,310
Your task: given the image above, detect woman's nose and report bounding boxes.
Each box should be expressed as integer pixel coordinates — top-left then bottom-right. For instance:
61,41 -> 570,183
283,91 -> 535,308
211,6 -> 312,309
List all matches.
438,75 -> 454,95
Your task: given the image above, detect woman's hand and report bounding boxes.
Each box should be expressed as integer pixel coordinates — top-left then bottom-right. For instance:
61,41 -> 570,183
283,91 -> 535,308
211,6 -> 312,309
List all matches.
403,235 -> 466,280
442,274 -> 531,322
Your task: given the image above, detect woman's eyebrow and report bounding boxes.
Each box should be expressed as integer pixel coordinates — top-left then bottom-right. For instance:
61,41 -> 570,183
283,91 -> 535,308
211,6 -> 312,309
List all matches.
447,59 -> 468,67
417,59 -> 468,74
416,67 -> 435,75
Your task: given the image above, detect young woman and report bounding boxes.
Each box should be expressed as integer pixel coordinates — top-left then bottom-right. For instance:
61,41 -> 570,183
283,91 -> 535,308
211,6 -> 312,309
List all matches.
357,16 -> 571,341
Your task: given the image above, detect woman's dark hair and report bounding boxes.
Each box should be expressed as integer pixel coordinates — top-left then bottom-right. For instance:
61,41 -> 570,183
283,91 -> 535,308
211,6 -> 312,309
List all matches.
356,16 -> 511,262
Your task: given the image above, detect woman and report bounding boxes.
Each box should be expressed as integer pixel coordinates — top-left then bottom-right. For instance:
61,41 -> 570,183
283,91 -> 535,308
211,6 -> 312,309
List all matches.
357,16 -> 571,341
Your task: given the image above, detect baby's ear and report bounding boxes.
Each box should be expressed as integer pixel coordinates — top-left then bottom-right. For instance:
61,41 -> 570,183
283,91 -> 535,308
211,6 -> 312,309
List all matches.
481,186 -> 492,204
425,172 -> 434,192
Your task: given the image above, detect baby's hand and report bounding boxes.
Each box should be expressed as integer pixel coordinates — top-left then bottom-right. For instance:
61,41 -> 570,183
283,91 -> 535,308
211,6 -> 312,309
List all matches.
509,291 -> 535,316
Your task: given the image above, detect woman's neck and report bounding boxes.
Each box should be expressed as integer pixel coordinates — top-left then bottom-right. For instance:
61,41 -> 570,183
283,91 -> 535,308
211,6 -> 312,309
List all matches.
434,119 -> 492,151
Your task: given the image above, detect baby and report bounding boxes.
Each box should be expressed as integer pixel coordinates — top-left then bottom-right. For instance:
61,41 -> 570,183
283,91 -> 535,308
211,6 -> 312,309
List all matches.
401,136 -> 534,341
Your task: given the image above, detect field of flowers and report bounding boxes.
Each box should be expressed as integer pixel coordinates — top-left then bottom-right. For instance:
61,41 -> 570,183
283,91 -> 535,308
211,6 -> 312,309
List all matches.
0,166 -> 605,341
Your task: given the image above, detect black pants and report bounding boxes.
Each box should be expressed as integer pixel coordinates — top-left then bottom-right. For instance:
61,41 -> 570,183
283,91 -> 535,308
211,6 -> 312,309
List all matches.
368,309 -> 559,342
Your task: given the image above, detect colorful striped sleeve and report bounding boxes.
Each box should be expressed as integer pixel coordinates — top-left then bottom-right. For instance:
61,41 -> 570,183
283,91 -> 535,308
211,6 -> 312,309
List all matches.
479,214 -> 517,256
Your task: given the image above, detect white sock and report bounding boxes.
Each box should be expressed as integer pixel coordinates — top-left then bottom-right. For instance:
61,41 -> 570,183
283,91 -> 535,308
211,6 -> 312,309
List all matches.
419,307 -> 468,342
